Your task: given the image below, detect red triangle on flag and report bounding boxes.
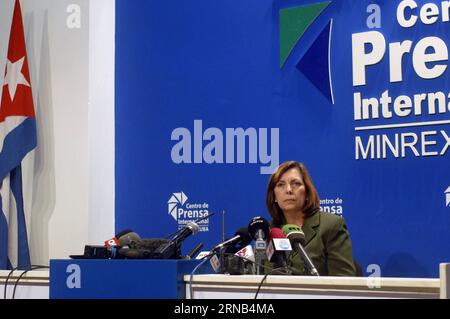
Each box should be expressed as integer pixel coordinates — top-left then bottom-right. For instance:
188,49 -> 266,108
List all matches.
0,0 -> 36,123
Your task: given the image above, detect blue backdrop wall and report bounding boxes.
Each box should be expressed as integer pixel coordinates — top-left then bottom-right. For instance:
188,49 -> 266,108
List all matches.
115,0 -> 450,278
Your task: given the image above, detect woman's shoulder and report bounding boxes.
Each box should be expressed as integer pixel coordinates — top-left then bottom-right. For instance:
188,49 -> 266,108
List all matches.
317,211 -> 346,230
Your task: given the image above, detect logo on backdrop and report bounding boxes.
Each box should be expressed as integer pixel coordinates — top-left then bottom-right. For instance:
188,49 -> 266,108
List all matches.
279,2 -> 450,162
279,2 -> 334,104
320,197 -> 344,216
167,191 -> 210,231
352,2 -> 450,161
445,186 -> 450,207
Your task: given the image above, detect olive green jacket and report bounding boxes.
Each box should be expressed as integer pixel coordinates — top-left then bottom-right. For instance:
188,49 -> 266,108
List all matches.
272,211 -> 357,276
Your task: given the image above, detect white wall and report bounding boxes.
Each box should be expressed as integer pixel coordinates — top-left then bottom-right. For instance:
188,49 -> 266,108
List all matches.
0,0 -> 115,266
88,0 -> 115,246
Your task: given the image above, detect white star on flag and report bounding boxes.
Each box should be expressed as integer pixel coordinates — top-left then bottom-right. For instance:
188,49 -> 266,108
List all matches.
3,56 -> 30,102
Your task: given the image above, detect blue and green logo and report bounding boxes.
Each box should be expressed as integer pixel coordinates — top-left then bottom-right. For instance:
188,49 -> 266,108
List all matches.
279,1 -> 334,104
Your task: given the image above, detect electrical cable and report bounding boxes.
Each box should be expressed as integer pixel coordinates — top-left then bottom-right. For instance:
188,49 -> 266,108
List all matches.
254,266 -> 290,299
3,266 -> 19,299
189,255 -> 212,299
10,265 -> 49,299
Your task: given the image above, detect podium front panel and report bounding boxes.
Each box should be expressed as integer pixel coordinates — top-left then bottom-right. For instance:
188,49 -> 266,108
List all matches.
50,259 -> 211,299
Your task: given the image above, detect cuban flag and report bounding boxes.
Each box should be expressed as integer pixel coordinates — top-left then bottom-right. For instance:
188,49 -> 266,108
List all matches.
0,0 -> 37,270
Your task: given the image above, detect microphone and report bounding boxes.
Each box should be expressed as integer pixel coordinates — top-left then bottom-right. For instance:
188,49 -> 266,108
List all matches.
151,221 -> 200,259
70,230 -> 169,260
185,242 -> 204,260
248,216 -> 270,241
114,230 -> 174,259
282,224 -> 319,276
103,229 -> 139,252
116,230 -> 142,247
212,227 -> 252,252
104,236 -> 120,248
70,230 -> 137,259
171,222 -> 200,244
266,228 -> 292,273
248,216 -> 270,275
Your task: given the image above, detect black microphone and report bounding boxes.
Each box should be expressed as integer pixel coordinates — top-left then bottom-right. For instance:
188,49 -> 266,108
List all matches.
282,224 -> 319,276
212,227 -> 252,252
248,216 -> 270,241
248,216 -> 270,275
266,227 -> 292,274
151,221 -> 200,259
171,222 -> 200,245
184,243 -> 204,260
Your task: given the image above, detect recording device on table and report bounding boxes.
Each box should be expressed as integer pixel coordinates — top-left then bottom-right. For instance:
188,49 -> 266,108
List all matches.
69,214 -> 214,260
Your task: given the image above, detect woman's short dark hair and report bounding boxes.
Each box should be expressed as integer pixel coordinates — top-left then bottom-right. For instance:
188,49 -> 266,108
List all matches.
266,161 -> 320,227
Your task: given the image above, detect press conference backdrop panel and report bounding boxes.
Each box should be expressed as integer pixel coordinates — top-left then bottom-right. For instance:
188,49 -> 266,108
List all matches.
115,0 -> 450,278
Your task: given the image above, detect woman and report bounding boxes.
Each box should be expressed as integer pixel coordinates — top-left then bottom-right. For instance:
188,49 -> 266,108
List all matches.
266,161 -> 357,276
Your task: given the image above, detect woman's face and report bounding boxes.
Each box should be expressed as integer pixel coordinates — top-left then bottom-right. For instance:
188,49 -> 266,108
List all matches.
273,167 -> 306,214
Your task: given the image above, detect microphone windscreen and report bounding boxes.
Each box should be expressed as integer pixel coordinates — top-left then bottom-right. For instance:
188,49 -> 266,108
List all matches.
269,227 -> 286,240
282,224 -> 306,245
115,229 -> 136,238
118,231 -> 142,246
247,216 -> 270,240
